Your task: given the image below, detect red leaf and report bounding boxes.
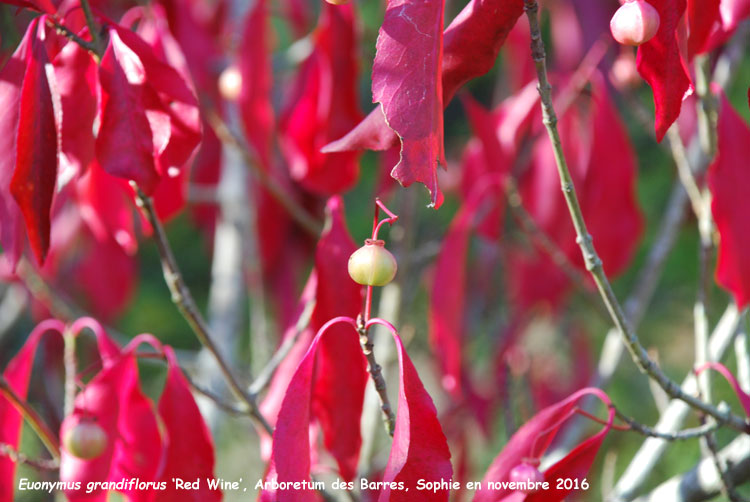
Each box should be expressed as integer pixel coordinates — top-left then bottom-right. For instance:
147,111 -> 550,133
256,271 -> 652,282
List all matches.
372,0 -> 446,207
474,388 -> 613,502
261,197 -> 365,480
266,318 -> 452,502
10,18 -> 60,264
695,362 -> 750,416
686,0 -> 721,57
96,29 -> 159,194
157,346 -> 221,501
53,33 -> 98,185
239,0 -> 274,169
0,0 -> 55,13
703,0 -> 750,52
280,3 -> 362,194
0,20 -> 33,270
322,0 -> 525,158
636,0 -> 691,141
311,197 -> 366,481
0,320 -> 65,502
707,92 -> 750,309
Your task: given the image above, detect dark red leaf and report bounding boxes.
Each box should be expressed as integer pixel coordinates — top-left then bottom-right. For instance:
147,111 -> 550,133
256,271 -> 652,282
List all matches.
10,18 -> 60,264
707,92 -> 750,309
311,197 -> 366,481
266,318 -> 452,502
96,29 -> 159,193
239,0 -> 274,169
703,0 -> 750,52
157,346 -> 221,501
474,388 -> 613,502
0,0 -> 55,13
322,0 -> 525,159
636,0 -> 691,141
0,320 -> 65,502
0,20 -> 33,270
371,0 -> 446,207
280,3 -> 362,194
686,0 -> 721,57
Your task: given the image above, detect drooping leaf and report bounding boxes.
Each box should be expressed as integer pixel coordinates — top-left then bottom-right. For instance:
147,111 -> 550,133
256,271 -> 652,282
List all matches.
695,362 -> 750,416
322,0 -> 524,158
157,346 -> 221,501
0,320 -> 65,502
0,21 -> 33,270
473,388 -> 613,502
636,0 -> 691,141
266,318 -> 452,502
707,92 -> 750,309
10,17 -> 60,264
96,28 -> 159,194
371,0 -> 446,207
0,0 -> 55,13
280,3 -> 362,194
239,0 -> 274,169
703,0 -> 750,52
686,0 -> 721,57
310,197 -> 366,481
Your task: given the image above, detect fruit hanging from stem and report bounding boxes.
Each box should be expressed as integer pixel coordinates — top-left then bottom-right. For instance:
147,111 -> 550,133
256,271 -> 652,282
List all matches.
348,239 -> 397,287
61,416 -> 108,460
610,0 -> 660,46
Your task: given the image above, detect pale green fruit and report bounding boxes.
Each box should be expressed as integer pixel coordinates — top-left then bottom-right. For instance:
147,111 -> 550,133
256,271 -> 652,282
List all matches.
62,420 -> 107,460
348,240 -> 397,287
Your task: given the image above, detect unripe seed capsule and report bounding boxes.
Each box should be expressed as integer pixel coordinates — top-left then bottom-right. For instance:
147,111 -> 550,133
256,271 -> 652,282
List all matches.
509,462 -> 545,493
348,239 -> 397,287
610,0 -> 660,46
62,416 -> 108,460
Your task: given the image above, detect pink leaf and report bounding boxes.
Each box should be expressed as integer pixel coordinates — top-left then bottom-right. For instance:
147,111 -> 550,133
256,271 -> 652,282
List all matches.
707,92 -> 750,309
0,20 -> 33,270
636,0 -> 691,141
703,0 -> 750,52
372,0 -> 446,207
10,18 -> 60,264
157,346 -> 221,501
96,29 -> 159,194
280,3 -> 362,194
474,388 -> 613,502
239,0 -> 274,169
0,320 -> 65,502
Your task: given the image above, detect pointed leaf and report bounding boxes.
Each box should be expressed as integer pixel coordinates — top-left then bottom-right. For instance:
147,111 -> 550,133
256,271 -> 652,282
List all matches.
372,0 -> 446,207
636,0 -> 691,141
707,92 -> 750,309
10,18 -> 60,264
686,0 -> 721,57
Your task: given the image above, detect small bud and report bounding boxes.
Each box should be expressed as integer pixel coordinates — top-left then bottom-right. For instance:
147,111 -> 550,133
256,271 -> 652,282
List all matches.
348,239 -> 397,287
509,462 -> 545,493
218,65 -> 242,101
610,0 -> 660,46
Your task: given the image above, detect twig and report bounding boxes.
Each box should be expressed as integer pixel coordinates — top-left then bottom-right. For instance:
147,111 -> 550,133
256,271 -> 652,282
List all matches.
358,314 -> 396,437
610,303 -> 741,501
132,185 -> 272,435
0,443 -> 59,471
0,377 -> 60,460
78,0 -> 100,52
631,434 -> 750,502
614,408 -> 721,441
248,298 -> 315,396
702,422 -> 745,502
63,331 -> 76,417
204,108 -> 323,236
46,18 -> 99,57
522,0 -> 749,433
665,126 -> 704,220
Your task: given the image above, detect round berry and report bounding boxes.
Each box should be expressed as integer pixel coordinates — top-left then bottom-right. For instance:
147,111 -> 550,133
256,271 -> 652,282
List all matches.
509,462 -> 545,493
610,0 -> 660,46
348,239 -> 397,287
62,416 -> 108,460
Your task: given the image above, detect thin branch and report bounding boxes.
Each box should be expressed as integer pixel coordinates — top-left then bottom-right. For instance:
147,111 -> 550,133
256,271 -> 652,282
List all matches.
0,443 -> 59,471
204,108 -> 323,236
358,315 -> 396,437
79,0 -> 100,51
522,0 -> 749,434
665,126 -> 704,220
46,18 -> 99,57
132,185 -> 272,435
614,408 -> 721,441
248,298 -> 315,396
0,377 -> 60,460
